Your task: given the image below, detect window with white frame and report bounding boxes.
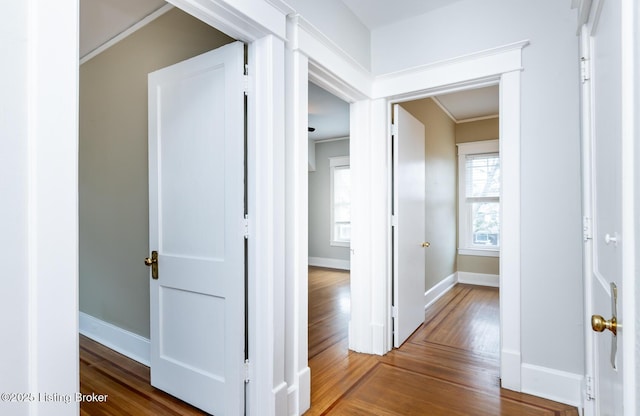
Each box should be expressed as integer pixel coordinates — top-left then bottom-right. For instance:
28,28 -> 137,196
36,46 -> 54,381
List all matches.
457,140 -> 500,256
330,156 -> 351,247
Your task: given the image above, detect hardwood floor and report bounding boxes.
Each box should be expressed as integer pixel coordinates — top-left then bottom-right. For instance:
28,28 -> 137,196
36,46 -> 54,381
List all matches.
307,270 -> 578,415
80,268 -> 578,415
79,336 -> 206,415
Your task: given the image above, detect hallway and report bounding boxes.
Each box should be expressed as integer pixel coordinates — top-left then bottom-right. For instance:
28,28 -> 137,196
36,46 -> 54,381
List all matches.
306,268 -> 578,415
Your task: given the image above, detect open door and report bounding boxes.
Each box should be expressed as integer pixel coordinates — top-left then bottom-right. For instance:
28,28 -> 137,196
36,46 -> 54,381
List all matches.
146,41 -> 246,415
583,1 -> 625,413
392,104 -> 426,348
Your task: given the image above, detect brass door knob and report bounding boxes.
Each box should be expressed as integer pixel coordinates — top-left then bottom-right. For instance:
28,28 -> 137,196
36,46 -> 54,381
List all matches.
422,242 -> 430,248
591,314 -> 617,336
144,250 -> 159,279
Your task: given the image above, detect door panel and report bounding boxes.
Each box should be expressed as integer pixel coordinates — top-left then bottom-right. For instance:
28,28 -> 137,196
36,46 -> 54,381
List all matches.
393,104 -> 426,348
148,41 -> 245,415
588,0 -> 624,413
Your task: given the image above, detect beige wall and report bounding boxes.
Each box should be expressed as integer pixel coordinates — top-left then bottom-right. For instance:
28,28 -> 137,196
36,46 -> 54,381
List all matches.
401,99 -> 457,292
455,117 -> 499,143
455,117 -> 500,275
79,8 -> 234,337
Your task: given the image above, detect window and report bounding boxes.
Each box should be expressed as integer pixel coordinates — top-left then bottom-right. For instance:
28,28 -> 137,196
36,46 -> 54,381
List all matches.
330,156 -> 351,246
457,140 -> 500,256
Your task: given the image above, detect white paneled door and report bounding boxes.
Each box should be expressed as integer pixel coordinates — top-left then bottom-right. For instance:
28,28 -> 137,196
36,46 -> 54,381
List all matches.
585,0 -> 625,414
392,104 -> 426,348
147,42 -> 245,415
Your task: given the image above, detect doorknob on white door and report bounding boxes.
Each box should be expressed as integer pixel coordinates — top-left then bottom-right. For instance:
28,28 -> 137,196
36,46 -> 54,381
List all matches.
421,242 -> 430,248
604,233 -> 618,246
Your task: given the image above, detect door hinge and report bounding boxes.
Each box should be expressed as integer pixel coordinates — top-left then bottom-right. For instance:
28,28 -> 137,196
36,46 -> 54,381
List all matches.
585,375 -> 595,401
243,359 -> 252,383
580,57 -> 590,83
391,214 -> 398,227
243,215 -> 249,239
392,305 -> 398,319
583,216 -> 592,241
391,123 -> 398,136
243,64 -> 249,95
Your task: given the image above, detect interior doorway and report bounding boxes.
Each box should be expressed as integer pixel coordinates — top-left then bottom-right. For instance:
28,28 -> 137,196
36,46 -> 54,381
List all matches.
390,83 -> 505,378
78,5 -> 244,414
306,81 -> 353,401
391,86 -> 501,359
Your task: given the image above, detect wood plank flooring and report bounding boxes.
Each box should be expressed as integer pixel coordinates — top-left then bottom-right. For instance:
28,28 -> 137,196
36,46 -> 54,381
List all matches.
307,268 -> 578,415
79,336 -> 206,415
79,268 -> 578,415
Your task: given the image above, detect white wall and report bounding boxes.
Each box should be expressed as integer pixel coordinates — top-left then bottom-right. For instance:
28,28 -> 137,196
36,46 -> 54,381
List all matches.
308,139 -> 351,265
0,2 -> 30,406
284,0 -> 370,71
372,0 -> 584,375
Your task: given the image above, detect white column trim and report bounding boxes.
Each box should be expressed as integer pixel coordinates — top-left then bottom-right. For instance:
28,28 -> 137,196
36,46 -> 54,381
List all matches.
248,35 -> 288,416
499,69 -> 522,391
26,0 -> 80,413
285,47 -> 310,415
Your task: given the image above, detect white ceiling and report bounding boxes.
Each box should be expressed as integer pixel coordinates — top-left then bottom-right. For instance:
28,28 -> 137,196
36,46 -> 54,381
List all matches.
433,85 -> 499,122
308,83 -> 350,141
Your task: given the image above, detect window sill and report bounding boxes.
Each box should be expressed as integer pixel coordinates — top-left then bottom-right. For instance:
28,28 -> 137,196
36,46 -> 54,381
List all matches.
330,241 -> 350,248
458,248 -> 499,257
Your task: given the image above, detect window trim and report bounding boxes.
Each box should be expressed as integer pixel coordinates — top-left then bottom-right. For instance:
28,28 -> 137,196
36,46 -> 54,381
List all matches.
329,156 -> 350,247
457,140 -> 500,256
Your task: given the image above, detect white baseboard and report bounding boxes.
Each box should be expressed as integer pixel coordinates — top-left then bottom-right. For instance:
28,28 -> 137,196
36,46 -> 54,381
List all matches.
424,273 -> 457,310
500,349 -> 522,391
308,256 -> 350,270
521,363 -> 584,408
371,322 -> 386,355
457,271 -> 499,287
296,367 -> 311,416
79,312 -> 150,366
274,381 -> 289,416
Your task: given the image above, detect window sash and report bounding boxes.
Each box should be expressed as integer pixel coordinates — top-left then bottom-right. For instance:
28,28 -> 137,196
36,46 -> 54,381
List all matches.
457,141 -> 500,254
330,156 -> 350,246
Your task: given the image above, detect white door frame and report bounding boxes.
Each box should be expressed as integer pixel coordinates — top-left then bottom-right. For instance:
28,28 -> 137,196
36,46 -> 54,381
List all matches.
15,0 -> 291,415
285,14 -> 372,415
287,17 -> 530,407
374,41 -> 528,391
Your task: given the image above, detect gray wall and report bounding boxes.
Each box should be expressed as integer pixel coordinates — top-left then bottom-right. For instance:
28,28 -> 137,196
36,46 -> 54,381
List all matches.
455,118 -> 500,275
308,139 -> 351,263
400,99 -> 457,292
79,8 -> 234,338
372,0 -> 584,374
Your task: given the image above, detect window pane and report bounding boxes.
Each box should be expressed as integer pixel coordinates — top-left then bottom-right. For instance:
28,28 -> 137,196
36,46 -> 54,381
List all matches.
332,165 -> 351,243
333,167 -> 351,223
470,202 -> 500,247
334,223 -> 351,242
466,154 -> 500,198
